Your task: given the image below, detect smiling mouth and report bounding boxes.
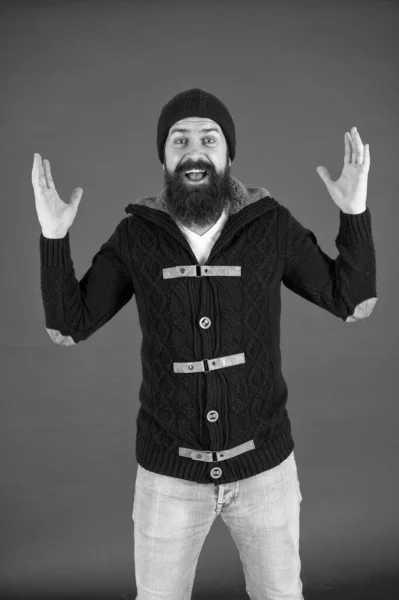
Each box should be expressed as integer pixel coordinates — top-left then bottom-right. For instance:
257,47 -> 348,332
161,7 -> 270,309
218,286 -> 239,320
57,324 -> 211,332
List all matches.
184,172 -> 208,183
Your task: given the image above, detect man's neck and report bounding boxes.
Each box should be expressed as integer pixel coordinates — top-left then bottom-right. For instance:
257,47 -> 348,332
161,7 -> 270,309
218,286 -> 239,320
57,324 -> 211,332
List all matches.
184,223 -> 214,236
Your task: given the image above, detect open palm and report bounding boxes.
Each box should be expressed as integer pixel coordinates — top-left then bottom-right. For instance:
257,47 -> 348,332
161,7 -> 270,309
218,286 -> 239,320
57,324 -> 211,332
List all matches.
316,127 -> 370,214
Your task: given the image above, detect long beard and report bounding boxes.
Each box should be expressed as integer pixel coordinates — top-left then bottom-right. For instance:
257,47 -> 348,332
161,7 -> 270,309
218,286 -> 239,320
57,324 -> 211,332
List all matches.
163,161 -> 233,229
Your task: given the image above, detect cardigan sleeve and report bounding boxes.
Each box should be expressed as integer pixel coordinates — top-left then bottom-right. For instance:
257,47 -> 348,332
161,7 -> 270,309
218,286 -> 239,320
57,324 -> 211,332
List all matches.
281,206 -> 378,322
39,217 -> 135,345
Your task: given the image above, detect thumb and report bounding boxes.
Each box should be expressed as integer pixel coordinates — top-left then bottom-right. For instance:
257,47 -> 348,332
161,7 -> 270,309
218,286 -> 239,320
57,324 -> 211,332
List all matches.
316,166 -> 331,186
71,188 -> 83,208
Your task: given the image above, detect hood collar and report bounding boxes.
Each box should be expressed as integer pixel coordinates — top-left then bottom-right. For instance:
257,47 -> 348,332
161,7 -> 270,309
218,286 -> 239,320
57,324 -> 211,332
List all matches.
125,176 -> 270,217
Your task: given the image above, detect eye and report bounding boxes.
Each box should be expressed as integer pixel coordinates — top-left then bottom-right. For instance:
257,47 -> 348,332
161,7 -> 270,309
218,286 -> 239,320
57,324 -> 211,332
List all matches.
175,138 -> 216,145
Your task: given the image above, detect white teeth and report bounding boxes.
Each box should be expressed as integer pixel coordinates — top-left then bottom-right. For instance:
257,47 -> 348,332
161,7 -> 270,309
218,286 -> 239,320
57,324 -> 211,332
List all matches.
185,169 -> 206,174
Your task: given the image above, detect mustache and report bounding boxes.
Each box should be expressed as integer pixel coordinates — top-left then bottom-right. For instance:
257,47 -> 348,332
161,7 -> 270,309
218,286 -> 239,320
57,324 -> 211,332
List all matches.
177,162 -> 212,173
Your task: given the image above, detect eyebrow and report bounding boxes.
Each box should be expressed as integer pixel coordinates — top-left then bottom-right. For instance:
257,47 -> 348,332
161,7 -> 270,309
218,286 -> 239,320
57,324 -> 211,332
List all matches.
169,127 -> 221,136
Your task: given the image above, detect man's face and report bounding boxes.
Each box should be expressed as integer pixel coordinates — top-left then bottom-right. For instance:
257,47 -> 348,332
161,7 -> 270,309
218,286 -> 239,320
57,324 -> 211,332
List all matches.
163,117 -> 233,229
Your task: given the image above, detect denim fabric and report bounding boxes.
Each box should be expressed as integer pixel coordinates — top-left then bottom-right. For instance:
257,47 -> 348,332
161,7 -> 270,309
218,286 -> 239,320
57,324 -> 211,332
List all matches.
132,450 -> 304,600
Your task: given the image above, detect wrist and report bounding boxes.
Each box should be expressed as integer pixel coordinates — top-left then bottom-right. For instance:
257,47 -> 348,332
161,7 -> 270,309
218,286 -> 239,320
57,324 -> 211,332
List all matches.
41,230 -> 68,239
341,206 -> 367,215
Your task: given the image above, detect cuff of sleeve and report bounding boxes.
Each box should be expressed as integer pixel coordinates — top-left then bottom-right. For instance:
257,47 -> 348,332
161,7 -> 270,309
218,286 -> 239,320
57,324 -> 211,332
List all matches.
337,206 -> 372,245
40,232 -> 73,268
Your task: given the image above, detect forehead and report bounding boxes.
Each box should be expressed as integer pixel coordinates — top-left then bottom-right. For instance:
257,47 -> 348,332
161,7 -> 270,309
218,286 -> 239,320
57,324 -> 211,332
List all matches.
168,117 -> 222,135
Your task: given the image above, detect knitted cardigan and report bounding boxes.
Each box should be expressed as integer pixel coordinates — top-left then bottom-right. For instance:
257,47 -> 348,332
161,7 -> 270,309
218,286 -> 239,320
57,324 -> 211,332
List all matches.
39,176 -> 378,484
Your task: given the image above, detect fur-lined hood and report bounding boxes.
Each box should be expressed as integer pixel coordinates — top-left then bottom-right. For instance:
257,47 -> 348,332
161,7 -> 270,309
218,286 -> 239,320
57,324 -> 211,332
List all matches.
124,176 -> 271,217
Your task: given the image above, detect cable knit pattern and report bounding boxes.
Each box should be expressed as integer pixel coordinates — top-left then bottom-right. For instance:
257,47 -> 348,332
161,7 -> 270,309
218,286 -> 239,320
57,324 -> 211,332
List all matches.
39,176 -> 378,484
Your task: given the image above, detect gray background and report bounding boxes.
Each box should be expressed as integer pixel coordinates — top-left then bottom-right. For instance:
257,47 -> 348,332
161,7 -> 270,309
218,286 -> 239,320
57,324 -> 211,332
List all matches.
1,0 -> 398,598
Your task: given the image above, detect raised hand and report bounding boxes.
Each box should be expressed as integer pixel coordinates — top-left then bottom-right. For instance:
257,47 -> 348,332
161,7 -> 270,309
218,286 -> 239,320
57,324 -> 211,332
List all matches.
31,154 -> 83,238
316,126 -> 370,215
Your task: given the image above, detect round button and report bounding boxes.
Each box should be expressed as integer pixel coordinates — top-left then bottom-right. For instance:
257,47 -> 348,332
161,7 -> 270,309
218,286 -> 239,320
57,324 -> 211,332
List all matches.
180,267 -> 186,273
207,410 -> 219,422
210,467 -> 222,479
188,364 -> 194,370
199,316 -> 211,329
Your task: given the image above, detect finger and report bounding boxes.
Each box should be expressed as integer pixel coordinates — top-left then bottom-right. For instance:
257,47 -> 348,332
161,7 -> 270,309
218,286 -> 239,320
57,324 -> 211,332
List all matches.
32,153 -> 40,185
43,159 -> 55,189
349,128 -> 357,163
31,153 -> 38,186
344,132 -> 352,165
32,153 -> 47,191
352,127 -> 364,164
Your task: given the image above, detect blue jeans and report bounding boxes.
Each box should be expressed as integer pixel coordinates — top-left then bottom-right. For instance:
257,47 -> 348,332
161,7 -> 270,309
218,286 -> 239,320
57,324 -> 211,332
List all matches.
132,450 -> 304,600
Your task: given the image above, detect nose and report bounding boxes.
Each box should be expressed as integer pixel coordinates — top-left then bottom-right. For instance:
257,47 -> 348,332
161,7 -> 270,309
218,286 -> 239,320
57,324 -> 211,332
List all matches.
181,142 -> 210,167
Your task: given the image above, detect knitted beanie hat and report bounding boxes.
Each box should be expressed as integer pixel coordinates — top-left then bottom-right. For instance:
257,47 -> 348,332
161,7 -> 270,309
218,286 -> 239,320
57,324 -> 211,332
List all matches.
156,88 -> 236,165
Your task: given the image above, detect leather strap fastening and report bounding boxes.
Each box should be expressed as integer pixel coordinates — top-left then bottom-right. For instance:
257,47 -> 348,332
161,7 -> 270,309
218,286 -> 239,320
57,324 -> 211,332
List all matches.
173,352 -> 245,373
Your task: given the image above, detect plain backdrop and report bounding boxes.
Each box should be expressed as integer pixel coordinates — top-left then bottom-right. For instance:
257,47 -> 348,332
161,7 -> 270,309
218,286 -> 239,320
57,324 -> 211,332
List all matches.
1,0 -> 398,598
